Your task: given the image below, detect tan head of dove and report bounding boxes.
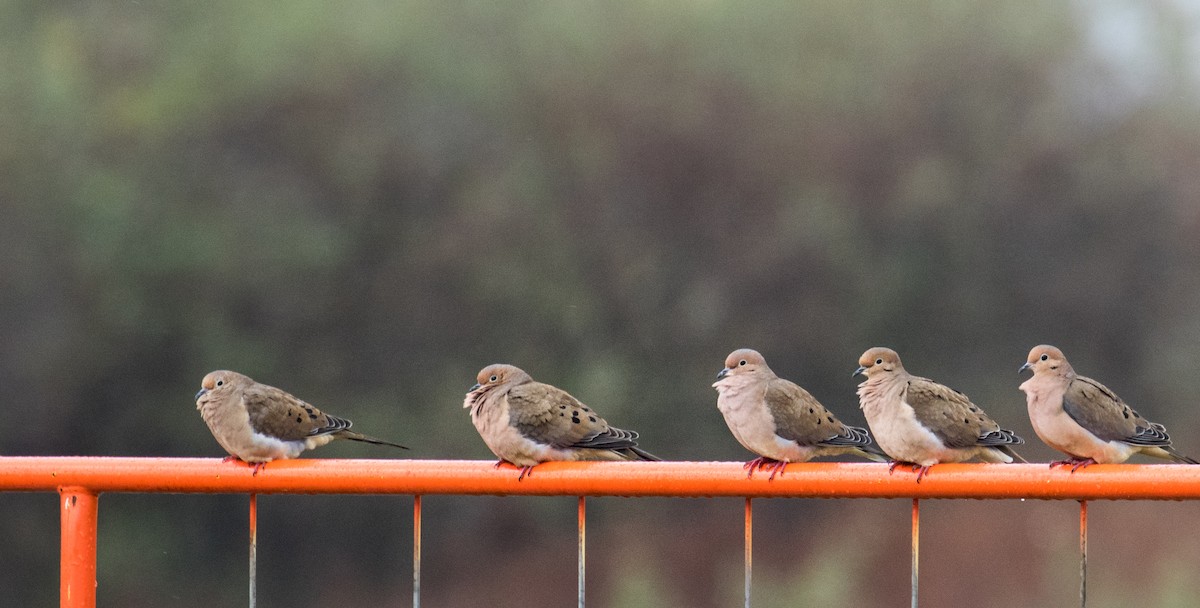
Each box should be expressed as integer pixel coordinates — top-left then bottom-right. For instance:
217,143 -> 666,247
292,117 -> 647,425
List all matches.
465,364 -> 532,410
717,348 -> 773,380
855,347 -> 903,379
1019,345 -> 1072,376
195,370 -> 249,408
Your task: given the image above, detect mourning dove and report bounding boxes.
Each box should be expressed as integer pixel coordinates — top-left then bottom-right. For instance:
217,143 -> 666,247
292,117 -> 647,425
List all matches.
464,364 -> 659,480
1019,345 -> 1197,470
855,347 -> 1024,481
195,370 -> 407,469
713,348 -> 888,479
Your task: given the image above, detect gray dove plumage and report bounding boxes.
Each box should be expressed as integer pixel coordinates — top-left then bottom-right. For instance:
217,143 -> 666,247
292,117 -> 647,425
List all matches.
1019,344 -> 1196,470
195,370 -> 407,470
713,348 -> 887,479
855,347 -> 1024,482
465,364 -> 658,480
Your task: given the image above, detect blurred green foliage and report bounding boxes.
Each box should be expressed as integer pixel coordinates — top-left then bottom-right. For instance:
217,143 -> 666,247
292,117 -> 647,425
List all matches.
3,0 -> 1200,606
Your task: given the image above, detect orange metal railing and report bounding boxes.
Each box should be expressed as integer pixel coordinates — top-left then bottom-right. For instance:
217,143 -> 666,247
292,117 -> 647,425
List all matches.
5,457 -> 1200,607
8,457 -> 1200,497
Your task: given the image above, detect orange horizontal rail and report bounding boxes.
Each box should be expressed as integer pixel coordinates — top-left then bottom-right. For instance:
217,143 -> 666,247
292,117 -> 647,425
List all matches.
3,457 -> 1200,500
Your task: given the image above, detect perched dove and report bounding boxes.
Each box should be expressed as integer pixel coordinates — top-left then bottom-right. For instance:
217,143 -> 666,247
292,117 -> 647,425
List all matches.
464,364 -> 659,480
855,347 -> 1024,481
713,348 -> 887,479
195,370 -> 407,469
1019,345 -> 1197,470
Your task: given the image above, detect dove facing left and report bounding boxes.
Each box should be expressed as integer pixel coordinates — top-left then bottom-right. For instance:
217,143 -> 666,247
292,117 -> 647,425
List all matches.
713,348 -> 887,480
465,364 -> 659,480
855,347 -> 1025,482
1019,344 -> 1197,470
195,370 -> 407,467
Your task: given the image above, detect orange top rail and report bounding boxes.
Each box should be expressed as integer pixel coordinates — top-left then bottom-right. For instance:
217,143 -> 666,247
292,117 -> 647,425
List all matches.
4,457 -> 1200,499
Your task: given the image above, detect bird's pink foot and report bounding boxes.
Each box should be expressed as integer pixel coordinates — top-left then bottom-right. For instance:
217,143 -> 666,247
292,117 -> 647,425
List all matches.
1069,458 -> 1096,473
765,459 -> 788,481
221,456 -> 265,476
1050,457 -> 1095,472
495,460 -> 536,481
887,460 -> 929,482
743,457 -> 772,479
914,465 -> 933,483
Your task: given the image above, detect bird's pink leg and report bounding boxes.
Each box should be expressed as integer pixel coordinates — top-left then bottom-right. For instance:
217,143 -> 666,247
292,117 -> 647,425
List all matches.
1069,457 -> 1096,473
221,455 -> 265,476
1049,456 -> 1096,472
743,457 -> 772,479
765,460 -> 788,481
887,461 -> 930,482
914,465 -> 933,483
494,460 -> 536,481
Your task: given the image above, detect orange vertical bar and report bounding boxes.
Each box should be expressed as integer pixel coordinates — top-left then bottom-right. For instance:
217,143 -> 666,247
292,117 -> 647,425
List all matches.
1079,500 -> 1087,608
249,494 -> 258,608
744,498 -> 752,608
577,496 -> 586,608
911,499 -> 919,608
60,487 -> 98,608
413,495 -> 422,608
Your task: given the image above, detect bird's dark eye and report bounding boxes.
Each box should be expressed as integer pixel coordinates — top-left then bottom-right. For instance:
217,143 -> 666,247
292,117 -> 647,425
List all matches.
1040,354 -> 1048,361
875,358 -> 883,365
489,375 -> 498,382
739,360 -> 747,366
216,380 -> 224,387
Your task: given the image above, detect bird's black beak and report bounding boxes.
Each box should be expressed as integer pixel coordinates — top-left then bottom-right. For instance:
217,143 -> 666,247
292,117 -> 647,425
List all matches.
195,388 -> 208,401
468,383 -> 482,393
1018,362 -> 1032,374
716,368 -> 730,380
853,366 -> 867,378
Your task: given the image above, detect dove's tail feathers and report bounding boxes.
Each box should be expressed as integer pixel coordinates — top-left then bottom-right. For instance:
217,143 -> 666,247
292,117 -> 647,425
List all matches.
856,444 -> 891,463
979,428 -> 1025,446
997,445 -> 1027,463
337,431 -> 409,450
622,446 -> 661,461
1162,445 -> 1199,464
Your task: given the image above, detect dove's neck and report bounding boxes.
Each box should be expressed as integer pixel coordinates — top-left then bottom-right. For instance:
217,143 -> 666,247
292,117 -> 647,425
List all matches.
1019,370 -> 1071,409
712,373 -> 764,398
470,387 -> 508,426
857,373 -> 906,419
466,384 -> 505,418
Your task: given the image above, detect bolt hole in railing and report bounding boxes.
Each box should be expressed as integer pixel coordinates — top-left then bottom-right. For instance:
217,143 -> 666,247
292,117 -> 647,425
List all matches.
5,458 -> 1200,607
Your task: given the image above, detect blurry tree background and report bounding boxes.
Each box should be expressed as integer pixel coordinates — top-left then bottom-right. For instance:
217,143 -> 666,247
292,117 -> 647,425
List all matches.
3,1 -> 1200,606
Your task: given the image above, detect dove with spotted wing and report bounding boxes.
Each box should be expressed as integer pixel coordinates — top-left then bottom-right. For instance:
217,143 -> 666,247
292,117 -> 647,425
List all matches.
464,364 -> 658,480
1019,344 -> 1196,470
195,370 -> 407,469
713,348 -> 887,479
855,347 -> 1024,482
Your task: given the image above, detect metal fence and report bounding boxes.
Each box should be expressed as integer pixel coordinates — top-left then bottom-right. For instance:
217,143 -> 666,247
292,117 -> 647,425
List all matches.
4,457 -> 1200,608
